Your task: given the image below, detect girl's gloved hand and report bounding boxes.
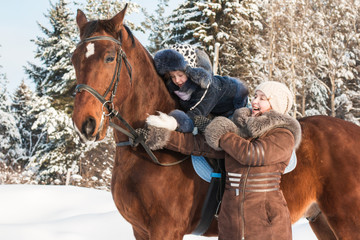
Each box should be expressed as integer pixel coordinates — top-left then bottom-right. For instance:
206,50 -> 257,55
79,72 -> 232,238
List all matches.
169,109 -> 194,133
193,115 -> 212,133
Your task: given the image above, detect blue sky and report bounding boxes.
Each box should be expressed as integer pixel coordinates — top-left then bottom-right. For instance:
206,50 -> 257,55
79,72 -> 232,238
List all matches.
0,0 -> 181,93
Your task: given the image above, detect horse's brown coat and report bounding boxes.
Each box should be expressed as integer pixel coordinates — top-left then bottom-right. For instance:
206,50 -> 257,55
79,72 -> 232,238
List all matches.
72,7 -> 360,240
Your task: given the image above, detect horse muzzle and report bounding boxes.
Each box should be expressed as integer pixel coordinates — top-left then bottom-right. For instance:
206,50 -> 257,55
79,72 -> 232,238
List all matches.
73,114 -> 106,142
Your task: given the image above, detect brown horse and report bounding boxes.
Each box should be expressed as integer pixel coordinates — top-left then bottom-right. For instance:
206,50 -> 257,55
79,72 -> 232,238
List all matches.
71,6 -> 360,240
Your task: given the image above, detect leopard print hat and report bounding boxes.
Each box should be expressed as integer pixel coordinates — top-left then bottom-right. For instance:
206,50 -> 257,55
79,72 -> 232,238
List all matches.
170,44 -> 197,68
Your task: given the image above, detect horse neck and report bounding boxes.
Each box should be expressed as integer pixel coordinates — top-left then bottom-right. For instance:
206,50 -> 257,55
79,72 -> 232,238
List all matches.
116,40 -> 177,131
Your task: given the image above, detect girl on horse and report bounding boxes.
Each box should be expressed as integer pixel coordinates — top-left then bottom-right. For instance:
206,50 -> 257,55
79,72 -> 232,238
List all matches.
139,81 -> 301,240
153,44 -> 249,133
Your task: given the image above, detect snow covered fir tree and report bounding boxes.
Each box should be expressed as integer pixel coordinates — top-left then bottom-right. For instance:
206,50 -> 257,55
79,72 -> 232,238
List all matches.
25,0 -> 77,114
1,0 -> 360,187
141,0 -> 171,52
0,67 -> 25,167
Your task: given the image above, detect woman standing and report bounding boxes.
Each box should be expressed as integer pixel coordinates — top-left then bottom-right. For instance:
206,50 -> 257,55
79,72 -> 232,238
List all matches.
141,81 -> 302,240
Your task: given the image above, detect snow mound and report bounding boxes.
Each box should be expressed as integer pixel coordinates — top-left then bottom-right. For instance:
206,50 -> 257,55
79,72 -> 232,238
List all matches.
0,185 -> 316,240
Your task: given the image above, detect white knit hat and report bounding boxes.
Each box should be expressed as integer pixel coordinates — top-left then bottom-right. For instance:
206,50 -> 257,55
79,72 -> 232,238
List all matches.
170,44 -> 197,68
255,81 -> 294,114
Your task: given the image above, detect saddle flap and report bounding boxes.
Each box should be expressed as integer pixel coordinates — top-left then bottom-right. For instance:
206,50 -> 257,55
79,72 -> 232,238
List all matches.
192,156 -> 213,182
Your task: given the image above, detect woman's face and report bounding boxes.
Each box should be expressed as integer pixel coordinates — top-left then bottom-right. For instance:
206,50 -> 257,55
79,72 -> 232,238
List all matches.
251,90 -> 272,116
169,70 -> 188,88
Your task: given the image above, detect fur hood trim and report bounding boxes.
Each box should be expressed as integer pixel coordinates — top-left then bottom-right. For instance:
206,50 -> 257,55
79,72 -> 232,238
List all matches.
232,108 -> 302,149
154,49 -> 187,75
154,49 -> 213,89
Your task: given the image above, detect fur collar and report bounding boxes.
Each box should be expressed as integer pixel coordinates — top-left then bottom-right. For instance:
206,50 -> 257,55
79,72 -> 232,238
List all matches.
232,108 -> 302,149
184,66 -> 212,89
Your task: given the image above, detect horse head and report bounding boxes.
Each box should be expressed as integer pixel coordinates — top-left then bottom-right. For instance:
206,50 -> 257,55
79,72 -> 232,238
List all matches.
71,5 -> 176,142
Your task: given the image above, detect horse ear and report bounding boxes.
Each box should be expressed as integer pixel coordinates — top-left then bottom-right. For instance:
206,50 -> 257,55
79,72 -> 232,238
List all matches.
111,4 -> 128,32
76,9 -> 88,29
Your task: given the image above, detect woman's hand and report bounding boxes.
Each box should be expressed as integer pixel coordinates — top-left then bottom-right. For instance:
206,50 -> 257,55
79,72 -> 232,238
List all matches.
204,117 -> 239,151
130,125 -> 172,150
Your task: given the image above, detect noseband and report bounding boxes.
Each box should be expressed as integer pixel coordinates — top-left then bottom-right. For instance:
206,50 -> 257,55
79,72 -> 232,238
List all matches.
74,35 -> 186,166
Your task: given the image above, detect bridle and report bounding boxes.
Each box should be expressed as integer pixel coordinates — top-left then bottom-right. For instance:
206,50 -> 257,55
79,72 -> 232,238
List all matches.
74,35 -> 187,166
75,36 -> 132,136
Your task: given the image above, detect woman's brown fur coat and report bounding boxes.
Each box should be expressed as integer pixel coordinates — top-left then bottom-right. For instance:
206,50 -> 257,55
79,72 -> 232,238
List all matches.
145,108 -> 301,240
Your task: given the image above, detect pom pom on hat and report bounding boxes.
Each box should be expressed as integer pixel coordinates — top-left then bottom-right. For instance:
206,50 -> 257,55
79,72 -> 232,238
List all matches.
255,81 -> 294,114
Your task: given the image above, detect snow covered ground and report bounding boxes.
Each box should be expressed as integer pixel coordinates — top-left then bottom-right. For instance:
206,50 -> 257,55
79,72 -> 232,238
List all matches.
0,185 -> 317,240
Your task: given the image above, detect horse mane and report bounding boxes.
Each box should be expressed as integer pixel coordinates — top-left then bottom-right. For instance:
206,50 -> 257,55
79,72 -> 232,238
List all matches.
121,25 -> 135,46
82,20 -> 135,46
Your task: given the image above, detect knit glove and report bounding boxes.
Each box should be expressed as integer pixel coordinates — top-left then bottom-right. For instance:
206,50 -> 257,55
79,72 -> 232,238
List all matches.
204,116 -> 239,151
193,115 -> 212,133
130,126 -> 172,150
130,128 -> 150,147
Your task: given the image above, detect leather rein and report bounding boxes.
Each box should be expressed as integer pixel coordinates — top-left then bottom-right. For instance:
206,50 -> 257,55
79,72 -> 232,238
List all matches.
74,35 -> 186,167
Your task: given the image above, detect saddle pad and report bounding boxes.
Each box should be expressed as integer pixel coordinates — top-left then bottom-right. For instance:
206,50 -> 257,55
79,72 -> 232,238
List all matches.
284,150 -> 297,174
192,156 -> 214,183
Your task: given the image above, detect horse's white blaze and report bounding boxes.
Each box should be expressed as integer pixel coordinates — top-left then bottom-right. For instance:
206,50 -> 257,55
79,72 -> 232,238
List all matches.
85,43 -> 95,58
146,112 -> 178,131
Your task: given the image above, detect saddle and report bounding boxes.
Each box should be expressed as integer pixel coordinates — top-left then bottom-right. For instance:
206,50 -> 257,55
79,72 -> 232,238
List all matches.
191,156 -> 225,235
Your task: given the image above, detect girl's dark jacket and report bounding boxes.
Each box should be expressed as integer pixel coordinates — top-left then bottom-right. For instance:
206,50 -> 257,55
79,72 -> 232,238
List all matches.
145,108 -> 302,240
154,49 -> 248,120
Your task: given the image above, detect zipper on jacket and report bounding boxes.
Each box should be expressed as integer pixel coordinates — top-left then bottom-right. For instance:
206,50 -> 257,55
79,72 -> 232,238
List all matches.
241,166 -> 251,240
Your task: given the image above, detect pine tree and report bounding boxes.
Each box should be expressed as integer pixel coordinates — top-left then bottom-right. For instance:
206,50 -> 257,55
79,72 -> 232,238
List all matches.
25,99 -> 115,185
250,0 -> 317,117
165,0 -> 203,46
233,0 -> 360,122
25,0 -> 77,114
24,96 -> 78,183
164,0 -> 264,82
0,60 -> 25,164
215,0 -> 265,84
0,45 -> 7,90
8,80 -> 114,186
11,82 -> 46,165
259,0 -> 360,120
79,0 -> 143,32
192,0 -> 225,51
141,0 -> 170,53
19,0 -> 131,185
309,0 -> 360,119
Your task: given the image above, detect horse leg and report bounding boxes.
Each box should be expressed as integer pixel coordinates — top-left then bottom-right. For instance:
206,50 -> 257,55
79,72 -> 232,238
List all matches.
148,218 -> 187,240
305,203 -> 337,240
133,226 -> 149,240
148,227 -> 186,240
317,188 -> 360,239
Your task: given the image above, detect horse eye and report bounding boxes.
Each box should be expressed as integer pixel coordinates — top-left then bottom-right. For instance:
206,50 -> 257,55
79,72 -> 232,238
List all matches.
105,56 -> 115,63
